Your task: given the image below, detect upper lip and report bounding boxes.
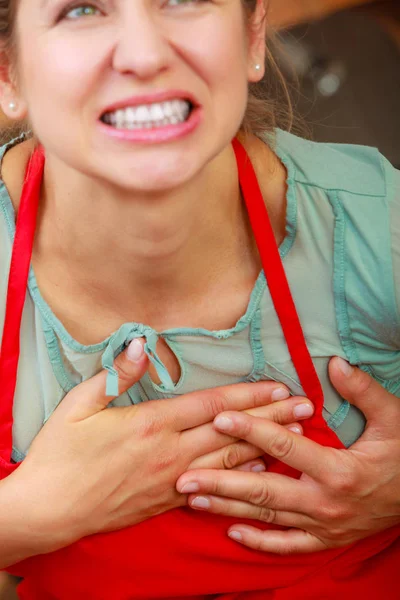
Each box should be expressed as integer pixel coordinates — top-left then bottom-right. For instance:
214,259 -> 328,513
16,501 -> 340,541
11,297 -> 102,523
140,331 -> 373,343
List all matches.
100,89 -> 199,117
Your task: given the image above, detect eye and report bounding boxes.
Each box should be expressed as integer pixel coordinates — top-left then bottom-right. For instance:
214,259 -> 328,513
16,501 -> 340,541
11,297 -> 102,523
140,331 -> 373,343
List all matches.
166,0 -> 205,6
63,4 -> 102,20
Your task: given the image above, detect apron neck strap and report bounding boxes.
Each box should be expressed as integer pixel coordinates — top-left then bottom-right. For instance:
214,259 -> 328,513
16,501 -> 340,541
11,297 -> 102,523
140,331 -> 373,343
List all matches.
232,138 -> 324,410
0,140 -> 324,463
0,146 -> 44,460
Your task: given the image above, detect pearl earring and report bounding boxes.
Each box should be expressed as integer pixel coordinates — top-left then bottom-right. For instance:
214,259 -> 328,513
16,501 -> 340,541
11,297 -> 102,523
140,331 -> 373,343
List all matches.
8,101 -> 17,112
255,64 -> 261,72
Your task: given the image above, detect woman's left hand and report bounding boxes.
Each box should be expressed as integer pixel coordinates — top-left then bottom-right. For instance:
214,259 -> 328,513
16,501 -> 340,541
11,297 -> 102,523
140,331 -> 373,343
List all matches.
177,357 -> 400,554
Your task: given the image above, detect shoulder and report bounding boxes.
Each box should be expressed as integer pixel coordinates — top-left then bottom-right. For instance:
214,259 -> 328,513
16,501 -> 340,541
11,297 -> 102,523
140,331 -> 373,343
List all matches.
273,129 -> 392,198
0,137 -> 34,272
0,136 -> 36,212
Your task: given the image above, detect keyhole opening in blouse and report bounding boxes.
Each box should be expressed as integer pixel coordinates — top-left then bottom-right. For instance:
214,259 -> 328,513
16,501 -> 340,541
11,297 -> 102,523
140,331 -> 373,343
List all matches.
148,337 -> 182,388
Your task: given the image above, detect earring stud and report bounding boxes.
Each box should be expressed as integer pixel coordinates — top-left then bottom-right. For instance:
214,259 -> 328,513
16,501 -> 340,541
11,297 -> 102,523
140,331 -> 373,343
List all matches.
255,64 -> 261,71
8,101 -> 17,112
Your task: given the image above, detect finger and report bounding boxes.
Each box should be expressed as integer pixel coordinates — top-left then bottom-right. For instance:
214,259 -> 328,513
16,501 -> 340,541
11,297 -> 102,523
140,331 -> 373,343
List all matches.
64,339 -> 148,420
187,494 -> 307,530
170,382 -> 291,431
181,394 -> 310,458
329,357 -> 399,427
226,526 -> 327,554
232,460 -> 266,472
212,412 -> 336,480
246,398 -> 314,424
188,423 -> 303,471
188,441 -> 265,471
177,470 -> 311,514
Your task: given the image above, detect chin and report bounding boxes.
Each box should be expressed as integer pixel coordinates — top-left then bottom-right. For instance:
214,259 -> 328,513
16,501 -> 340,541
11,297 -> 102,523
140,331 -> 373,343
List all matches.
108,154 -> 203,193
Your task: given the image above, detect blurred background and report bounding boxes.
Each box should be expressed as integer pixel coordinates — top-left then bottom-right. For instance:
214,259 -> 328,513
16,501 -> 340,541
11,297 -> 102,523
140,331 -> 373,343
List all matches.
0,0 -> 399,598
268,0 -> 400,167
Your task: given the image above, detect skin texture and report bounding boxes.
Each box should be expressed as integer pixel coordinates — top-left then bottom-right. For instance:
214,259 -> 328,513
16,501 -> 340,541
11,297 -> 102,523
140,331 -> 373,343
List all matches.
1,2 -> 283,351
0,0 -> 397,563
178,358 -> 400,553
0,340 -> 312,568
8,0 -> 265,191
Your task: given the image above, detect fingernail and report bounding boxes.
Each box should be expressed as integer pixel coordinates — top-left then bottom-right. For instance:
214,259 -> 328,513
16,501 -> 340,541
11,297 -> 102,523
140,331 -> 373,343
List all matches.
127,339 -> 144,362
191,496 -> 211,510
228,530 -> 243,542
336,357 -> 353,377
293,403 -> 314,418
251,463 -> 266,472
180,482 -> 200,494
214,415 -> 234,432
271,387 -> 290,401
288,426 -> 302,435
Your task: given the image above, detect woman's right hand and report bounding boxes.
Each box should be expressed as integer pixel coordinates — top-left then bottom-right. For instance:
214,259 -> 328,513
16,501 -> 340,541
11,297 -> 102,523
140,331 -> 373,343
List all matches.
2,339 -> 313,566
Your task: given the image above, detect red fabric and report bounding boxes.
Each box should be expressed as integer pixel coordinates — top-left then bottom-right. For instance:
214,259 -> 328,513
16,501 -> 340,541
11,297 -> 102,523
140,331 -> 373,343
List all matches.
1,141 -> 399,599
0,147 -> 44,461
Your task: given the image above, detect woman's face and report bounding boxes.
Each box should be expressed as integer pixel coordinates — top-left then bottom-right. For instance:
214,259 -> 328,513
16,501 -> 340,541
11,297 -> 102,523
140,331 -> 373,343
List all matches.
10,0 -> 265,191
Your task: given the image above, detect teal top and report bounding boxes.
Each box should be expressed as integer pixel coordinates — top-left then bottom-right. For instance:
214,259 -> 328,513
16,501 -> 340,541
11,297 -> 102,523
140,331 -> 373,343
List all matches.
0,130 -> 399,463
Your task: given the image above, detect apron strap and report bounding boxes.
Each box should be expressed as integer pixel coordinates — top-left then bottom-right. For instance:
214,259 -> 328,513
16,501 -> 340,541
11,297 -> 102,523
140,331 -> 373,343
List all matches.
0,147 -> 44,461
0,139 -> 327,464
232,138 -> 325,415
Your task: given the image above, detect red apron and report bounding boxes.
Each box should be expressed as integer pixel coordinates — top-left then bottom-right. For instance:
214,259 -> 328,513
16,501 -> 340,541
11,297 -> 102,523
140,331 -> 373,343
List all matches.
0,140 -> 399,599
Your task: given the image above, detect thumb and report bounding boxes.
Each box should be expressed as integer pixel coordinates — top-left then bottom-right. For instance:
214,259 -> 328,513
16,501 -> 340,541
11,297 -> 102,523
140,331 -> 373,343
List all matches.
328,357 -> 398,427
64,339 -> 149,420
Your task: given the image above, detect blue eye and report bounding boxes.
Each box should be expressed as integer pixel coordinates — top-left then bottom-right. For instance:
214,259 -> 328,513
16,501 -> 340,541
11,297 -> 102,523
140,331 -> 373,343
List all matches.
64,4 -> 101,19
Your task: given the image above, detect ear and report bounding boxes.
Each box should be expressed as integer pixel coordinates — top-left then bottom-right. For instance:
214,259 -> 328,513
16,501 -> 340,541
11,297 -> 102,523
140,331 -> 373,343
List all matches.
247,0 -> 267,83
0,53 -> 28,121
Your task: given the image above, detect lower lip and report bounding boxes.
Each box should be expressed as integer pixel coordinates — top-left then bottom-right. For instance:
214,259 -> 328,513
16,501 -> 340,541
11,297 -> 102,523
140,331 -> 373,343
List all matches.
98,106 -> 202,143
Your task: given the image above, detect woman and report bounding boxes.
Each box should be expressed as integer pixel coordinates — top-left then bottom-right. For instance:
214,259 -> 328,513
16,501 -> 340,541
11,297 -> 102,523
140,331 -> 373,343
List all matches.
0,0 -> 399,598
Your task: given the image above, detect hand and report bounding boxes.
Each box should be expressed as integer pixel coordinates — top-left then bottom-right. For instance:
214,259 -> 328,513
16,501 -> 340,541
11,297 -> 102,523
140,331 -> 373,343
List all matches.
4,340 -> 314,567
177,357 -> 400,554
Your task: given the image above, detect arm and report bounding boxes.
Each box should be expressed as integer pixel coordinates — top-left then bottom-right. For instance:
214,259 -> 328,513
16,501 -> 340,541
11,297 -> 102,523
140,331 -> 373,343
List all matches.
0,473 -> 54,568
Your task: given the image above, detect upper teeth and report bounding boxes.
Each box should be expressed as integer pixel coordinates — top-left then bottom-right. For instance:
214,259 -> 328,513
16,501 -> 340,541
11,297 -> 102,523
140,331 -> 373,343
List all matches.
103,99 -> 191,129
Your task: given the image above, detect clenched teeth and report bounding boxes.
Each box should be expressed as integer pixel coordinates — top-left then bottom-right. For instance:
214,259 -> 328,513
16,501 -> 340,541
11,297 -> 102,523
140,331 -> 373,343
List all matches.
102,99 -> 192,129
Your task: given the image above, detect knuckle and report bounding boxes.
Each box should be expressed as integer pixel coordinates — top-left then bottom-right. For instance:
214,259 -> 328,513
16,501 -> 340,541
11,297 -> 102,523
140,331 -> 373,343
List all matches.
334,476 -> 357,495
250,388 -> 270,408
328,464 -> 359,495
326,525 -> 348,541
316,501 -> 347,523
248,480 -> 272,506
257,506 -> 277,524
201,390 -> 229,418
269,431 -> 296,460
210,473 -> 228,497
222,444 -> 243,470
269,403 -> 291,425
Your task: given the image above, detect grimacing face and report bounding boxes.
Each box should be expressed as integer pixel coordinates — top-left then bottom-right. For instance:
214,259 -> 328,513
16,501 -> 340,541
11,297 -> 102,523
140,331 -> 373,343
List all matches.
3,0 -> 266,193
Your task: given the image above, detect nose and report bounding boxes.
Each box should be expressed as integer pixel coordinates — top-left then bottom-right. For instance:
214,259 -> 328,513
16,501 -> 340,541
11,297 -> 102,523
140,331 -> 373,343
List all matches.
112,4 -> 172,80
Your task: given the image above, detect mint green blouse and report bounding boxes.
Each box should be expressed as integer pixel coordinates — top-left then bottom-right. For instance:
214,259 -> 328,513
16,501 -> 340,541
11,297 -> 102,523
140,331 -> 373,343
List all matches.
1,130 -> 399,462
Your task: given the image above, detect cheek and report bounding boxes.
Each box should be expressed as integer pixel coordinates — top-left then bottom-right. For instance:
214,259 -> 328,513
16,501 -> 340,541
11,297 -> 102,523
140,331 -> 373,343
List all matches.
18,32 -> 112,119
176,16 -> 249,113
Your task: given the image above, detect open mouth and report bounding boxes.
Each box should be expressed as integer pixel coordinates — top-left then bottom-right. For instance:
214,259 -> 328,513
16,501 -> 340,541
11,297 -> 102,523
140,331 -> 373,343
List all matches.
100,99 -> 194,130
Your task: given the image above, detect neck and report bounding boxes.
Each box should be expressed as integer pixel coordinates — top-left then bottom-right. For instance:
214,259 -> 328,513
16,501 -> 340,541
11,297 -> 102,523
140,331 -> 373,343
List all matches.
35,142 -> 258,310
